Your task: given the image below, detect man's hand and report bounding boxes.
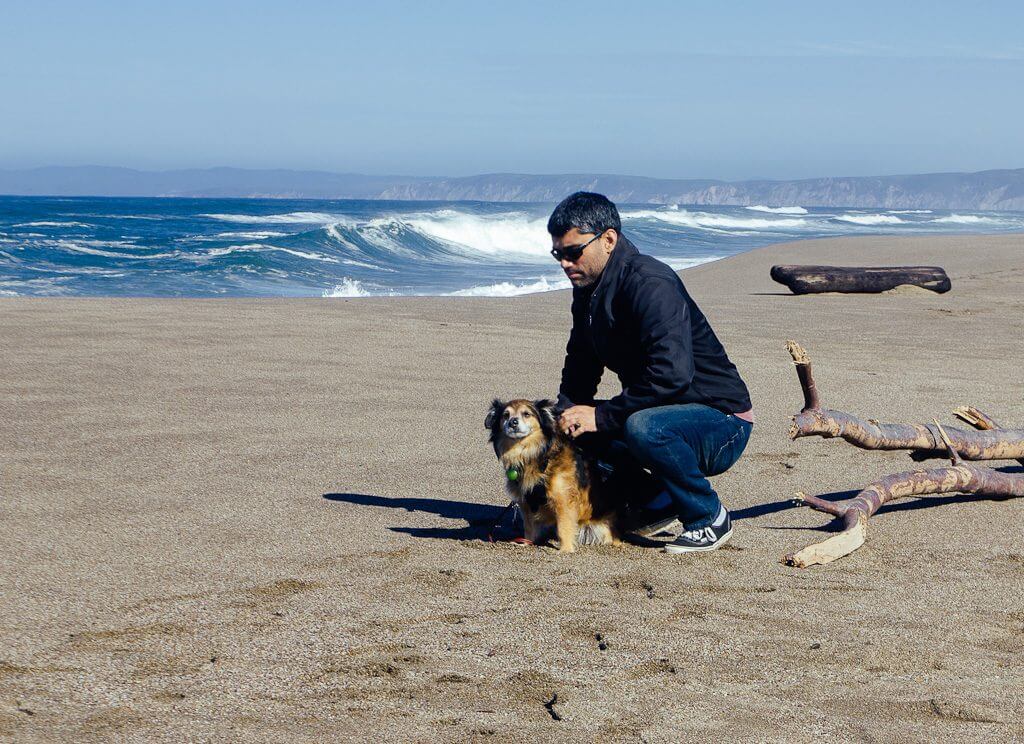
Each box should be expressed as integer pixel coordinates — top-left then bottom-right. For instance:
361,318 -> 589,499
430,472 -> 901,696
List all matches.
559,405 -> 597,438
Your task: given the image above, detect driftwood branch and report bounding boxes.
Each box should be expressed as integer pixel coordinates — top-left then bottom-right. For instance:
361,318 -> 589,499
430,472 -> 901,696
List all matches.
784,422 -> 1024,567
771,265 -> 951,295
787,342 -> 1024,461
946,406 -> 1024,468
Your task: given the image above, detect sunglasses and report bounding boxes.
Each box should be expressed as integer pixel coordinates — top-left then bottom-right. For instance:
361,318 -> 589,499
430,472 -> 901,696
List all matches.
550,231 -> 604,262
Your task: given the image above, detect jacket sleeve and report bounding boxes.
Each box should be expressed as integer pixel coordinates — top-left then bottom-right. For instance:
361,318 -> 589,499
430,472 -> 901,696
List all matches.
594,276 -> 694,431
556,291 -> 603,410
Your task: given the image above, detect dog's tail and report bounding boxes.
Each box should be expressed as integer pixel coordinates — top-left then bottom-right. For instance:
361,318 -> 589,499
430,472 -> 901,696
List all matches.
576,521 -> 614,546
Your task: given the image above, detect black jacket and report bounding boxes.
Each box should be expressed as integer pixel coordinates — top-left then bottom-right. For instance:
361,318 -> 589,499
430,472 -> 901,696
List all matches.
557,235 -> 752,432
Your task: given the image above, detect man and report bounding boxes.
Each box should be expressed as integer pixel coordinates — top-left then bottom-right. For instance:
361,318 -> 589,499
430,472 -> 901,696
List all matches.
550,192 -> 753,553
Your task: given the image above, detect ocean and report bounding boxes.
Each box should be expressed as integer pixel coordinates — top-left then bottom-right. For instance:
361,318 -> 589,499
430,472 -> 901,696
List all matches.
1,196 -> 1022,298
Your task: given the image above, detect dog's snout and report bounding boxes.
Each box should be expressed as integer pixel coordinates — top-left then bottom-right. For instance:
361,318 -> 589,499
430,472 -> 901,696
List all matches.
508,417 -> 520,429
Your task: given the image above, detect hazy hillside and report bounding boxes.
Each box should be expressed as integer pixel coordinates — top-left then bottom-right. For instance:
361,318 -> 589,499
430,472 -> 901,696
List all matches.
2,166 -> 1023,210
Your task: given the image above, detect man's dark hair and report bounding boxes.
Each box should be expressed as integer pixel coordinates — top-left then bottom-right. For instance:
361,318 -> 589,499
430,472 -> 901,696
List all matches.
547,192 -> 621,238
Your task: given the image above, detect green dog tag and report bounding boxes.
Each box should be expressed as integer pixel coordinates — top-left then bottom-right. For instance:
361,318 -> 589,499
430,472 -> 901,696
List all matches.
506,467 -> 521,482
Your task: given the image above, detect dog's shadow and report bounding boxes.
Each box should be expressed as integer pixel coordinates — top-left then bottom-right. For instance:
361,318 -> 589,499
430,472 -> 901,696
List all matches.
322,492 -> 511,540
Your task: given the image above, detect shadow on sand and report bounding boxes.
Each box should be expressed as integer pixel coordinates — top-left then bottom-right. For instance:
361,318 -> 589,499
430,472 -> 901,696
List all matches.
764,465 -> 1023,534
325,463 -> 1022,541
322,492 -> 509,541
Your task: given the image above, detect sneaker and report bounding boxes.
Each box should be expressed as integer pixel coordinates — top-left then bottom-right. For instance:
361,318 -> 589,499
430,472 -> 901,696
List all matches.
663,511 -> 733,553
622,504 -> 683,538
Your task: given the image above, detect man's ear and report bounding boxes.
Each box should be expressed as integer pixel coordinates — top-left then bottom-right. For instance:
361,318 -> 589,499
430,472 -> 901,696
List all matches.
485,399 -> 505,430
602,228 -> 619,253
533,399 -> 557,436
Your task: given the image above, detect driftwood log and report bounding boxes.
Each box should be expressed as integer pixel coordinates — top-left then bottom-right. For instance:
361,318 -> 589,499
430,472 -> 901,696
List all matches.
771,265 -> 951,294
787,342 -> 1024,461
783,422 -> 1024,567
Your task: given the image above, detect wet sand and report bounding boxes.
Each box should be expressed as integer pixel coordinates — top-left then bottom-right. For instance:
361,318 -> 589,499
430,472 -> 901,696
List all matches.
2,233 -> 1023,742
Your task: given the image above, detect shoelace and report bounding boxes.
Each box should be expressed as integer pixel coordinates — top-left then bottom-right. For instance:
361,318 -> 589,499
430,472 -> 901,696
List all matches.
680,526 -> 714,543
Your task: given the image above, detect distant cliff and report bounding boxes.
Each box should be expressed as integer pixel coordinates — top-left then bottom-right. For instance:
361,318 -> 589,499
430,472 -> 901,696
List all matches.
2,166 -> 1022,210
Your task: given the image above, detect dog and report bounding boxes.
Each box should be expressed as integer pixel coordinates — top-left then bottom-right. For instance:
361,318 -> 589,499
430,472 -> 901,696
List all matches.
485,398 -> 620,552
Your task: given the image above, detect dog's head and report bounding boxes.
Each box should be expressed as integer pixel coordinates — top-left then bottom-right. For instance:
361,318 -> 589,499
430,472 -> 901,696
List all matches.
485,398 -> 558,450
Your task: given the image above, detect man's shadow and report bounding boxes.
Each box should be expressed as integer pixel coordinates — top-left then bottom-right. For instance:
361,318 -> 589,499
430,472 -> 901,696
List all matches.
324,462 -> 1022,541
322,492 -> 511,540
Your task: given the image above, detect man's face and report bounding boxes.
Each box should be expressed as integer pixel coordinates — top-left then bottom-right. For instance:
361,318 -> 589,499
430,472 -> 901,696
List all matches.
552,228 -> 617,288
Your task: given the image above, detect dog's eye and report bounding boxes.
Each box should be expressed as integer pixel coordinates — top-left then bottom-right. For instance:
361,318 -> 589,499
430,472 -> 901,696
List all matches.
522,411 -> 531,418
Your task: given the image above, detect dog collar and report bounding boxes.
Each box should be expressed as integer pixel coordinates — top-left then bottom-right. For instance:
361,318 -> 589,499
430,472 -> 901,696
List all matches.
506,465 -> 522,482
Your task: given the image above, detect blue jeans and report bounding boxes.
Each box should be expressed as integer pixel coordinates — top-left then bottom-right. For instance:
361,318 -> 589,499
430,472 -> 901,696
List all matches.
614,404 -> 752,530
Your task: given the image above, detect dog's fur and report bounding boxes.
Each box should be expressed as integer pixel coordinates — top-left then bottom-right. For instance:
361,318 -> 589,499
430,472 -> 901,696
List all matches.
485,398 -> 620,552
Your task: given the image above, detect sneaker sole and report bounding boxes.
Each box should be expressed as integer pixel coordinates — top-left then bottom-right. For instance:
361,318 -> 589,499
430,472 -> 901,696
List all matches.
662,527 -> 733,554
631,516 -> 683,538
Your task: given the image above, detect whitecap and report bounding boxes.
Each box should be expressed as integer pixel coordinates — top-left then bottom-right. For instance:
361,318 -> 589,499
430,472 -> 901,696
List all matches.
57,240 -> 178,259
834,214 -> 904,225
930,214 -> 1000,224
887,209 -> 933,214
745,205 -> 808,215
272,246 -> 340,263
200,212 -> 338,224
14,221 -> 93,228
204,243 -> 339,263
190,230 -> 289,241
623,209 -> 807,230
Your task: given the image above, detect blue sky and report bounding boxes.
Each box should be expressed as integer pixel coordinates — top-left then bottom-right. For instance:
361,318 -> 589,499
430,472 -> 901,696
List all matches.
2,1 -> 1022,179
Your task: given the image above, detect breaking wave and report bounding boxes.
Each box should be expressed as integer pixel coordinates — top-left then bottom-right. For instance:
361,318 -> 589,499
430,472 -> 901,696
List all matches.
5,196 -> 1023,297
323,277 -> 375,297
745,205 -> 808,215
403,209 -> 549,257
834,213 -> 905,225
624,209 -> 807,230
930,214 -> 1000,224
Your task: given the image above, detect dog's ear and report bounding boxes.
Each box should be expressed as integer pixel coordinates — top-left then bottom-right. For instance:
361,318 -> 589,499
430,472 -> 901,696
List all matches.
533,399 -> 557,437
485,399 -> 505,431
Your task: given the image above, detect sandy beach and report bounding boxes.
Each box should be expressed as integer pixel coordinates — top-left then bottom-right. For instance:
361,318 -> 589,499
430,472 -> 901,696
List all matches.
2,233 -> 1022,742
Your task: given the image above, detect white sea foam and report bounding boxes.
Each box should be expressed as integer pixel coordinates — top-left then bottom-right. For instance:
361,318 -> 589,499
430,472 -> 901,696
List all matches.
272,246 -> 340,263
57,240 -> 177,259
191,230 -> 289,241
834,213 -> 905,225
623,209 -> 807,230
930,214 -> 1000,224
0,276 -> 73,294
745,205 -> 808,215
447,275 -> 571,297
201,212 -> 338,224
887,209 -> 933,214
340,257 -> 394,271
660,255 -> 724,271
27,265 -> 127,276
323,278 -> 374,297
205,243 -> 340,263
15,221 -> 93,228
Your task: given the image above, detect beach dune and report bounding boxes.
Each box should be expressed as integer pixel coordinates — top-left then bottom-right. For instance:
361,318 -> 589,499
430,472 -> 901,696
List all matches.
1,234 -> 1022,741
